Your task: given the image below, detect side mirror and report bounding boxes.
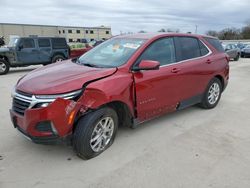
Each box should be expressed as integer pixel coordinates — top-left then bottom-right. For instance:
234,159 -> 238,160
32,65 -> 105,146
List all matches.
133,60 -> 160,71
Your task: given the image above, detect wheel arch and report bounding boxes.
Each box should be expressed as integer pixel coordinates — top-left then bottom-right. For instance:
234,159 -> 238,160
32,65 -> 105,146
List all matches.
0,55 -> 9,63
214,75 -> 225,91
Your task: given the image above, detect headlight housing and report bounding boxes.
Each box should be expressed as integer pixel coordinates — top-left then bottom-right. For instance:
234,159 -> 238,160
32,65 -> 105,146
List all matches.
35,90 -> 82,100
33,89 -> 82,108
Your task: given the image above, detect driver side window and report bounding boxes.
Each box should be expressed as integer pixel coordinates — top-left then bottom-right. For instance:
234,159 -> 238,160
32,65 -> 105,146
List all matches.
135,37 -> 176,67
19,39 -> 35,49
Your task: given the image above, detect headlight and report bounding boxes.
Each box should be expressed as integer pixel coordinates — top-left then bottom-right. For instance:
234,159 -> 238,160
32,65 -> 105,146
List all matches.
35,89 -> 82,100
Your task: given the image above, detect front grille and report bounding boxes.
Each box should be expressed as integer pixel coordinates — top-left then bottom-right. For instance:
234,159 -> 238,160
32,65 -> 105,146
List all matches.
12,98 -> 31,115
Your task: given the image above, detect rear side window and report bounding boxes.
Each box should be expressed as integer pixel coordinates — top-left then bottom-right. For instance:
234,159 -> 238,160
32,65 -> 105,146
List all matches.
199,41 -> 210,56
38,39 -> 50,47
136,37 -> 176,66
204,37 -> 224,52
177,37 -> 201,61
21,39 -> 35,48
51,38 -> 67,49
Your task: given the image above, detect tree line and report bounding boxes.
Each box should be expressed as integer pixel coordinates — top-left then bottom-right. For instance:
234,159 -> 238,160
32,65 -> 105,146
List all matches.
206,22 -> 250,40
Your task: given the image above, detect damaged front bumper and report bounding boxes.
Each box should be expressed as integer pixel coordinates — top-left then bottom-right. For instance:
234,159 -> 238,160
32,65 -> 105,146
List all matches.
10,90 -> 84,144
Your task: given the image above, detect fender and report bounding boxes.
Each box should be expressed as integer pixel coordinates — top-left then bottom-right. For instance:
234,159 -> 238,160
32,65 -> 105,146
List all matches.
78,70 -> 135,117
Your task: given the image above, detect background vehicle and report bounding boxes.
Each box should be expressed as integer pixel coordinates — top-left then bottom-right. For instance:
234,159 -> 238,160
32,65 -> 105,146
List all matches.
10,33 -> 229,159
0,36 -> 5,47
69,43 -> 92,59
222,43 -> 240,61
0,36 -> 69,75
241,45 -> 250,58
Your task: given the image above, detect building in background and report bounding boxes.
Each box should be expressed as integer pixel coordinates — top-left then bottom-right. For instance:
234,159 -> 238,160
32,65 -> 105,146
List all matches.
0,23 -> 112,43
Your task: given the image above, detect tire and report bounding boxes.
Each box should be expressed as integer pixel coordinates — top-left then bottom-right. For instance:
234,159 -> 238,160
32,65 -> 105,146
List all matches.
234,54 -> 240,61
0,59 -> 10,75
73,107 -> 118,159
51,55 -> 65,63
199,78 -> 222,109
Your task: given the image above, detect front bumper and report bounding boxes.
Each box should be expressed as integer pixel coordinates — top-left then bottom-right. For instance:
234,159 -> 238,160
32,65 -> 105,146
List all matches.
10,98 -> 81,144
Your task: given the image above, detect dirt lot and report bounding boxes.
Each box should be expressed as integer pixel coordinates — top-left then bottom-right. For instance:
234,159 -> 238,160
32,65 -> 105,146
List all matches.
1,58 -> 250,188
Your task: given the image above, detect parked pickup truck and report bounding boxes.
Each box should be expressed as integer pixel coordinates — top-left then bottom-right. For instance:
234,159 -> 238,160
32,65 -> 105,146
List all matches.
0,36 -> 69,75
10,33 -> 229,159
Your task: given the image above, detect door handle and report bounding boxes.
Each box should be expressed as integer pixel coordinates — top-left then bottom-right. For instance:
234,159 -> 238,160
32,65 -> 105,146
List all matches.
171,68 -> 181,73
206,59 -> 213,64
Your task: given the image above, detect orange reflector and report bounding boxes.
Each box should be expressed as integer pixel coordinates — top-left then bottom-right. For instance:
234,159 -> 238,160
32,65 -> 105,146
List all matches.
68,110 -> 76,125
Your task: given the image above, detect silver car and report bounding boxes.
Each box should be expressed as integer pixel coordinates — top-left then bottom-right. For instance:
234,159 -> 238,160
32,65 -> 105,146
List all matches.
222,43 -> 241,61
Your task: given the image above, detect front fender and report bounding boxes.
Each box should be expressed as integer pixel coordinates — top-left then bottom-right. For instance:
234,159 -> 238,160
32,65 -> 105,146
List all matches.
78,72 -> 135,117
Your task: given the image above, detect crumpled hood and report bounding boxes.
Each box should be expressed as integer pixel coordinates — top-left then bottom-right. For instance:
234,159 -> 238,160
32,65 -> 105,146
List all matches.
0,47 -> 10,53
16,60 -> 117,95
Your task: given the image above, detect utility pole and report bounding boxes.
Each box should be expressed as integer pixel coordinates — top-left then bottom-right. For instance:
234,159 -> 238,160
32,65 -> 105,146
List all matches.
195,25 -> 198,34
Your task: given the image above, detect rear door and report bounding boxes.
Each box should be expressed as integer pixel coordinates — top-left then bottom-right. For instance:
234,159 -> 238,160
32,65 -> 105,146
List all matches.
16,38 -> 40,64
38,38 -> 52,63
173,36 -> 212,102
133,37 -> 182,121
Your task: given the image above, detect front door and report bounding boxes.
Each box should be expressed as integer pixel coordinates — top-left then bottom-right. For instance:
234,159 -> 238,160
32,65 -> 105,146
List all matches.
16,38 -> 40,64
133,37 -> 181,121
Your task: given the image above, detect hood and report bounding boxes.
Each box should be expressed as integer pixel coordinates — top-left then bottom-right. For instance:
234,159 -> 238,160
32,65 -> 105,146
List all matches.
0,47 -> 10,53
16,60 -> 117,95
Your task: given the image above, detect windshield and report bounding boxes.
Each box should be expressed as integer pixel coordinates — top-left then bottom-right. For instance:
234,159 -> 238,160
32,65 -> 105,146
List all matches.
78,38 -> 146,68
8,37 -> 19,47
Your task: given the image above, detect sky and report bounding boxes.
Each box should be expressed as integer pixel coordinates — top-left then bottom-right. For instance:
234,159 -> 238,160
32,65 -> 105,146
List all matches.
0,0 -> 249,35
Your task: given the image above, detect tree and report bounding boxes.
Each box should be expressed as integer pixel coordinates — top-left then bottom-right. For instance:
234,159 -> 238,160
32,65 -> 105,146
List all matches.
158,28 -> 166,32
218,28 -> 241,40
138,30 -> 146,33
206,30 -> 219,37
241,25 -> 250,39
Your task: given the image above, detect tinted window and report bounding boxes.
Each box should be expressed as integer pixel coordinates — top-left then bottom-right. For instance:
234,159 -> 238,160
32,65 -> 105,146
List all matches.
51,38 -> 67,49
90,30 -> 94,34
199,40 -> 209,56
68,30 -> 72,33
38,39 -> 50,47
177,37 -> 201,61
136,37 -> 176,66
204,37 -> 224,52
76,30 -> 80,34
21,39 -> 35,48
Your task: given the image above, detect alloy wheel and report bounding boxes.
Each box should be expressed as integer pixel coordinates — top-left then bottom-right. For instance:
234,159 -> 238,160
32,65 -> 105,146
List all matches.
90,117 -> 114,152
0,62 -> 6,73
208,83 -> 220,105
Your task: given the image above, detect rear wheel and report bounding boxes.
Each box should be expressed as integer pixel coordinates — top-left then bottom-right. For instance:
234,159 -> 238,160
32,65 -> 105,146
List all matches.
0,59 -> 10,75
199,78 -> 222,109
52,55 -> 65,63
73,107 -> 118,159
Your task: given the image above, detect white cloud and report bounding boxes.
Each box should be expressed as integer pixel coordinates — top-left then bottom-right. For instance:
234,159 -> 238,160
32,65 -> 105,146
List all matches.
0,0 -> 249,34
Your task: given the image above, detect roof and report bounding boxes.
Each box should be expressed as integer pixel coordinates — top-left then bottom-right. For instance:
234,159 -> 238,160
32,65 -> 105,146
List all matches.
114,32 -> 216,40
0,22 -> 111,29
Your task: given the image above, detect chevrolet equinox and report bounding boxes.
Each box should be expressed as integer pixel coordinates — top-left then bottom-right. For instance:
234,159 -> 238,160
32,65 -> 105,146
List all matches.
10,33 -> 229,159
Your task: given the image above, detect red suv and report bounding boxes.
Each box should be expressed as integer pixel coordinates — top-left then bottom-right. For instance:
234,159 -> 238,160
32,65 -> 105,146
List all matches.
10,33 -> 229,159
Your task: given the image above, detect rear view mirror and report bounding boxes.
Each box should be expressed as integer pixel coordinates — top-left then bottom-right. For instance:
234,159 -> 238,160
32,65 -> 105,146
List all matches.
133,60 -> 160,71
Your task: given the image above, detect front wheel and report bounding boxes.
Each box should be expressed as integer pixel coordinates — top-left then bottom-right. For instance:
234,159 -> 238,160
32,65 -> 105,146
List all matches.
199,78 -> 222,109
52,55 -> 65,63
0,59 -> 10,75
73,107 -> 118,159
